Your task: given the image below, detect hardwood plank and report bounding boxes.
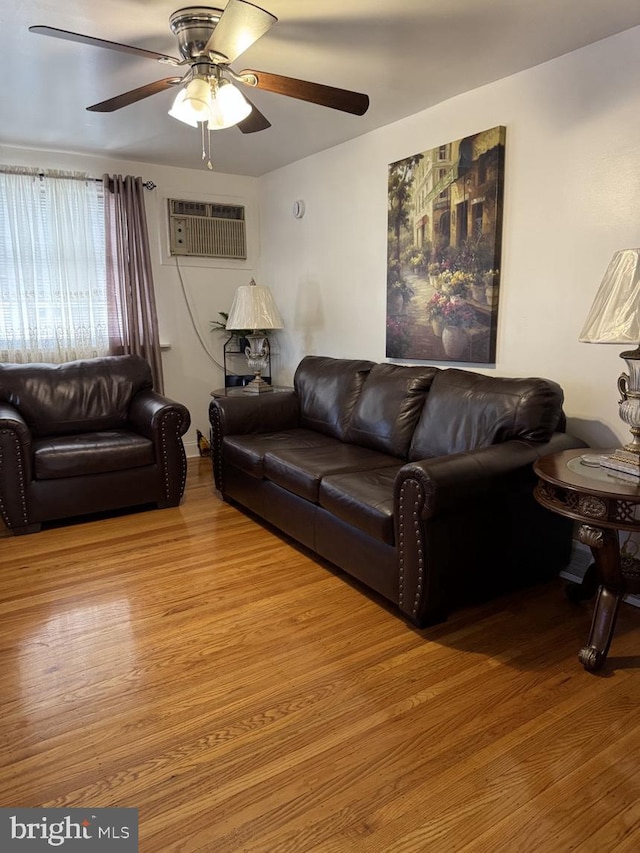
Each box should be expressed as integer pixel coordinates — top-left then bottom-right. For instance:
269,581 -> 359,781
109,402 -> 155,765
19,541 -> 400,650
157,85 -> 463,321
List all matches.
1,458 -> 640,851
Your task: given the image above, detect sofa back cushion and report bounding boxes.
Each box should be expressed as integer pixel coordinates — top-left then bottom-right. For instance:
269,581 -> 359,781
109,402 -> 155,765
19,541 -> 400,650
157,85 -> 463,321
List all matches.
0,355 -> 153,437
408,368 -> 565,460
347,363 -> 439,458
294,356 -> 375,441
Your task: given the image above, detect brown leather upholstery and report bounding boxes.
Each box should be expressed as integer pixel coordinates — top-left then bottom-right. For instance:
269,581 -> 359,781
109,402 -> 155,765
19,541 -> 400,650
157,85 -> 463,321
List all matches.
408,368 -> 565,460
210,355 -> 587,627
347,362 -> 438,456
294,355 -> 374,440
0,355 -> 190,534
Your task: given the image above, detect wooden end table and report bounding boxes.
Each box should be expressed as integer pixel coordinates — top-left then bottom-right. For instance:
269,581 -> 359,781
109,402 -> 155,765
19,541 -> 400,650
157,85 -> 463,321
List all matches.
210,386 -> 293,398
534,448 -> 640,672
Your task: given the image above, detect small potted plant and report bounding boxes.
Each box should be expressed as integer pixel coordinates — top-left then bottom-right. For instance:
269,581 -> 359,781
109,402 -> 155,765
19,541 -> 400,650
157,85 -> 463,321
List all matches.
211,312 -> 264,350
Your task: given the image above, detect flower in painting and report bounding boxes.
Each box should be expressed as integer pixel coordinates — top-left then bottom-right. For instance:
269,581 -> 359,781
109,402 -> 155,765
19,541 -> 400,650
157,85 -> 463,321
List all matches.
441,296 -> 476,329
386,315 -> 410,357
425,291 -> 449,321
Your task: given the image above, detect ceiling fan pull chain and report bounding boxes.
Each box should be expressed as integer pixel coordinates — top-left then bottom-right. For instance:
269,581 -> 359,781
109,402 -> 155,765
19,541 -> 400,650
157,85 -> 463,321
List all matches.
199,122 -> 213,171
206,125 -> 213,171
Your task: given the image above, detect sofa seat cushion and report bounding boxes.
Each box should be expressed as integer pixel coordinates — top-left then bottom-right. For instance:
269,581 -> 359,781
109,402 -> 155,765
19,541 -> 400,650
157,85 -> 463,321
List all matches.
264,443 -> 400,503
33,431 -> 154,480
222,429 -> 337,479
319,467 -> 401,545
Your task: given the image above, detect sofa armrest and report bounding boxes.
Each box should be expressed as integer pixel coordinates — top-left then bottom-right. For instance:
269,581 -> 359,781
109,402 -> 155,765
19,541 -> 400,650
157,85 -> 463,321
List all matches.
397,432 -> 586,519
209,391 -> 300,437
394,432 -> 587,626
0,403 -> 34,528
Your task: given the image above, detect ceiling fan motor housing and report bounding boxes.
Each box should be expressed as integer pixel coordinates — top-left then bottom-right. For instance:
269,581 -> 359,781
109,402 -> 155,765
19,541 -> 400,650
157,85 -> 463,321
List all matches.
169,7 -> 223,61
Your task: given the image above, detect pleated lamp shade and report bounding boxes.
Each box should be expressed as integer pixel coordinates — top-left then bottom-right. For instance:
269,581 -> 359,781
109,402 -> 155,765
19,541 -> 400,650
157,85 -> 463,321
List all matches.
225,279 -> 283,331
579,249 -> 640,344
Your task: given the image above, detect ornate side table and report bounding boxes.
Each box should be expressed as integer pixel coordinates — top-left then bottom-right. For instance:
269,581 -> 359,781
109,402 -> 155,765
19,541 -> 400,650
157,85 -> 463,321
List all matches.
534,448 -> 640,672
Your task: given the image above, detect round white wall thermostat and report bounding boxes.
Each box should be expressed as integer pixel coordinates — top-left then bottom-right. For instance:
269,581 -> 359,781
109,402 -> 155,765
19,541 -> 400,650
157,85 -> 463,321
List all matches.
293,200 -> 305,219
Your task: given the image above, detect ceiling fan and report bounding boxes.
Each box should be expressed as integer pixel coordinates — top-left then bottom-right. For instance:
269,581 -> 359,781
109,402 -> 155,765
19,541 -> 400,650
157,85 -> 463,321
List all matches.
29,1 -> 370,137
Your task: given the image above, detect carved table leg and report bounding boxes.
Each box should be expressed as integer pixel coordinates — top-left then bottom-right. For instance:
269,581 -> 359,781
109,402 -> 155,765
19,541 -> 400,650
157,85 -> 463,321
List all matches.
577,525 -> 625,672
578,586 -> 622,671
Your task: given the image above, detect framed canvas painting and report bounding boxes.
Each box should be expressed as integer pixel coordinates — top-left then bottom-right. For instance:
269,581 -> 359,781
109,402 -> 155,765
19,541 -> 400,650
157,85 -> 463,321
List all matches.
386,126 -> 505,363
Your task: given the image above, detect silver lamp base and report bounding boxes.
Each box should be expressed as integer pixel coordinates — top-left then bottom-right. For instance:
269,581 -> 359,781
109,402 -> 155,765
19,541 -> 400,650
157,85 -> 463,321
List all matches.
242,332 -> 273,393
599,345 -> 640,478
242,374 -> 273,394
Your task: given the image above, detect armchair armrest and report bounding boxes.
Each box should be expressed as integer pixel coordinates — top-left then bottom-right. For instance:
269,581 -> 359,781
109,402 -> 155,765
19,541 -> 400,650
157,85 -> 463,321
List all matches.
0,403 -> 34,529
128,391 -> 191,506
0,402 -> 30,441
128,390 -> 191,439
209,391 -> 300,438
394,432 -> 587,626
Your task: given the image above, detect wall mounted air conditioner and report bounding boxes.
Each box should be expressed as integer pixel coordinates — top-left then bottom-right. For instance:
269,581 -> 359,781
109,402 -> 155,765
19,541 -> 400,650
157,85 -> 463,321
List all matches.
168,199 -> 246,259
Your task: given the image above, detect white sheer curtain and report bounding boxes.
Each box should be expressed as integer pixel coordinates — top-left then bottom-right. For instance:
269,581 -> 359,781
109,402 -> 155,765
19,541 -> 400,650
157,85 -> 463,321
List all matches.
0,168 -> 108,363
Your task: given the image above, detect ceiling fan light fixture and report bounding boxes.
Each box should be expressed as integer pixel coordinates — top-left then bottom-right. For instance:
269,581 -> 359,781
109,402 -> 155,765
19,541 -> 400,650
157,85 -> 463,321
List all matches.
182,76 -> 213,117
211,80 -> 252,129
169,75 -> 216,125
168,88 -> 199,126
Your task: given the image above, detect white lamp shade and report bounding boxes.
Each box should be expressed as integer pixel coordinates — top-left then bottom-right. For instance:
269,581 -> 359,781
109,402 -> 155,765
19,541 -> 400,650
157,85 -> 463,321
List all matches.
226,282 -> 283,331
209,82 -> 252,130
168,89 -> 200,127
579,249 -> 640,344
169,78 -> 214,125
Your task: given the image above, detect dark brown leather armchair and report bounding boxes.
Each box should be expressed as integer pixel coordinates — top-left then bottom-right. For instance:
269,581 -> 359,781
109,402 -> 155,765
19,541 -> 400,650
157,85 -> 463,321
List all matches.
0,355 -> 191,534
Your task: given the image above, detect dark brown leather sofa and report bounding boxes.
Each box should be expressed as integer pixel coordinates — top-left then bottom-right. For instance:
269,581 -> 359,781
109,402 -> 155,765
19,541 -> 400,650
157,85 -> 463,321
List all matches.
0,355 -> 190,534
210,356 -> 587,627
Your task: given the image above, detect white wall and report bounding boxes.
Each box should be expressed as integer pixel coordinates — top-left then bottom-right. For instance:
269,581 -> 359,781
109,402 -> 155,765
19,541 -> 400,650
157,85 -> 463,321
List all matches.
4,23 -> 640,453
259,25 -> 640,450
0,145 -> 260,456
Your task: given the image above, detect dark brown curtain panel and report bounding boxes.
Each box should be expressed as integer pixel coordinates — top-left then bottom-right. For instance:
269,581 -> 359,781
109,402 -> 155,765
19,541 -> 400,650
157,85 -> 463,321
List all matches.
103,174 -> 164,392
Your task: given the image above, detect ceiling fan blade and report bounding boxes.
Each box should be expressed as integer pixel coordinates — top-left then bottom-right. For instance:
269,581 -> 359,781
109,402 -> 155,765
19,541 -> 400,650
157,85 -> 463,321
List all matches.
29,25 -> 181,65
204,0 -> 277,64
239,70 -> 369,116
87,78 -> 183,112
237,98 -> 271,133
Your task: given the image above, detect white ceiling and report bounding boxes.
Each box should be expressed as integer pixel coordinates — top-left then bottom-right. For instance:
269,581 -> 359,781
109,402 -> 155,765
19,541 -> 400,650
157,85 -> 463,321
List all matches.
3,1 -> 640,177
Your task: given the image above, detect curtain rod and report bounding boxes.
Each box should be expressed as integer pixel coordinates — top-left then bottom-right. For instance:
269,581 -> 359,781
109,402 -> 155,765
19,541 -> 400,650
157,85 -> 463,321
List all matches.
0,166 -> 156,190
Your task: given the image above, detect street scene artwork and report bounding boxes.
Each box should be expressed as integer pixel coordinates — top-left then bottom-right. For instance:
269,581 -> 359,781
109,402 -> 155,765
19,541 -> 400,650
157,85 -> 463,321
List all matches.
386,126 -> 506,363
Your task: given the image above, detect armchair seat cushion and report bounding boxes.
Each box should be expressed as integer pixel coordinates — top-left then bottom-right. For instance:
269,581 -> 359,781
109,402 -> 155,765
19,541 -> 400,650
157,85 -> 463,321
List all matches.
33,431 -> 154,480
263,443 -> 400,503
319,467 -> 401,545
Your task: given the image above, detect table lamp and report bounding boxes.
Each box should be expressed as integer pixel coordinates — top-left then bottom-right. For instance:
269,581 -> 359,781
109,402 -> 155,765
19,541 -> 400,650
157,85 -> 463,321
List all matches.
225,278 -> 283,393
579,248 -> 640,476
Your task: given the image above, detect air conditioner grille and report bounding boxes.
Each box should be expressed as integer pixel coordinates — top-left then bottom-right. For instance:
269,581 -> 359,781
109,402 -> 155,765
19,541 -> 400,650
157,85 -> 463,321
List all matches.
168,198 -> 246,259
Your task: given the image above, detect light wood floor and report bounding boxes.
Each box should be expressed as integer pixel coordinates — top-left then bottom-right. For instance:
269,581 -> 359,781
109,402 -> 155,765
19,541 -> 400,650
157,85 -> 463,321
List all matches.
2,458 -> 640,851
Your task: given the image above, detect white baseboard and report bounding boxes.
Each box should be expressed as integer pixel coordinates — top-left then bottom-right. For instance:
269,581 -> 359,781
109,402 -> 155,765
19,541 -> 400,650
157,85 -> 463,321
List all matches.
561,540 -> 640,608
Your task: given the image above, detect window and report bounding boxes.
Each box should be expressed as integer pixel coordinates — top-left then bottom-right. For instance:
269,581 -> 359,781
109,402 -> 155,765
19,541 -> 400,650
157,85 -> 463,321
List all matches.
0,169 -> 109,363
